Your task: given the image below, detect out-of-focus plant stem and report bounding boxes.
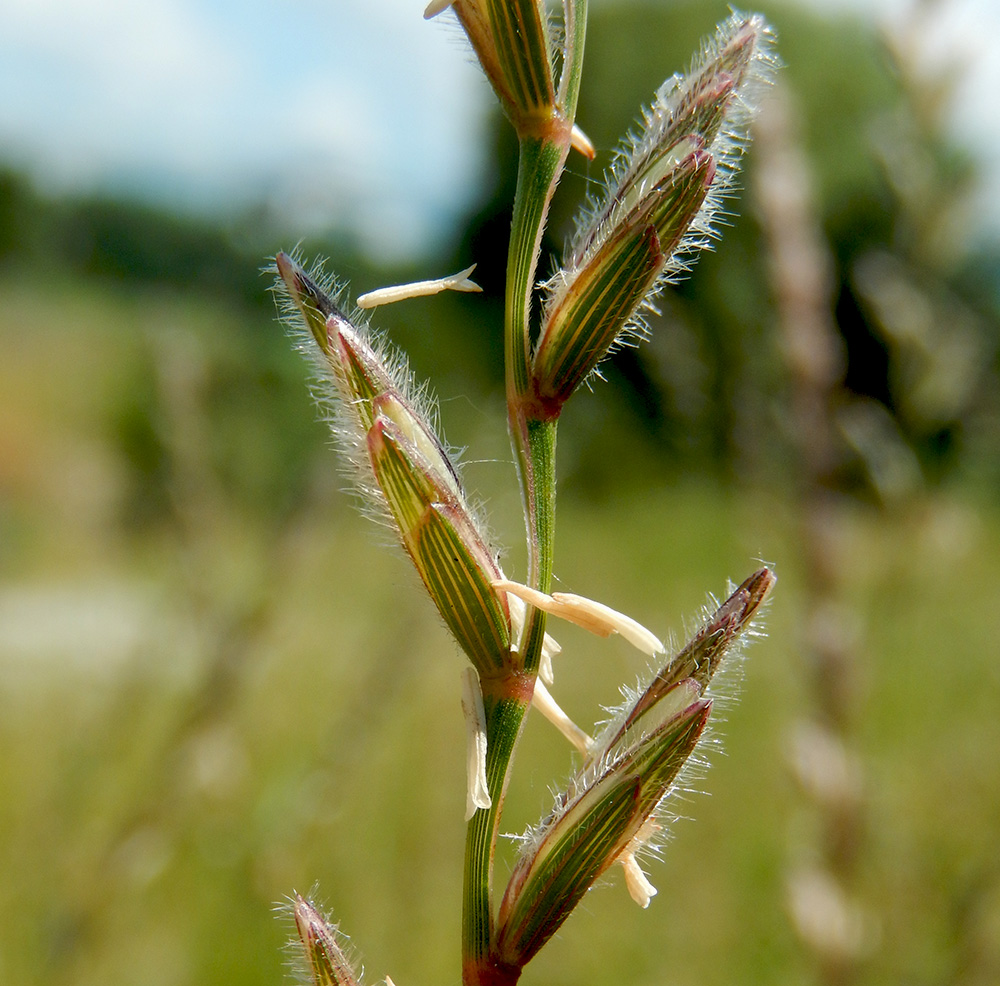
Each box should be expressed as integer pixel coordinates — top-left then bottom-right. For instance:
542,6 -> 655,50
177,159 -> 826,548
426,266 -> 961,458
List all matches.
755,83 -> 869,985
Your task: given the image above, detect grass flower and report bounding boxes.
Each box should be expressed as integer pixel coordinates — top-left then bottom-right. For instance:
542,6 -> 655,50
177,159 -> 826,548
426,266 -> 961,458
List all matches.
595,567 -> 775,764
272,8 -> 777,986
428,0 -> 557,129
495,697 -> 711,968
495,568 -> 774,966
532,13 -> 778,412
292,894 -> 361,986
274,252 -> 512,675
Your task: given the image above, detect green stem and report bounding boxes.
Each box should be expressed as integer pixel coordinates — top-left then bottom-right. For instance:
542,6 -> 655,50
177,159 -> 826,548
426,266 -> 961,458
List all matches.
504,130 -> 565,619
462,682 -> 531,980
463,137 -> 563,984
462,423 -> 557,986
463,7 -> 589,979
517,415 -> 557,673
504,135 -> 566,405
559,0 -> 588,115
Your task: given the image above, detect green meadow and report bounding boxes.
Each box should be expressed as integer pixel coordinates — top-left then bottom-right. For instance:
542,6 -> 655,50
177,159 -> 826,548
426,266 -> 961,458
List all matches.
3,2 -> 1000,982
1,272 -> 998,986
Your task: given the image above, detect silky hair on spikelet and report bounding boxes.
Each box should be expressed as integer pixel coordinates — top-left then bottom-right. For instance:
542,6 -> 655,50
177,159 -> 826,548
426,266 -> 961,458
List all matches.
542,13 -> 777,379
569,12 -> 778,274
271,251 -> 468,534
271,251 -> 394,527
509,567 -> 773,892
277,888 -> 364,986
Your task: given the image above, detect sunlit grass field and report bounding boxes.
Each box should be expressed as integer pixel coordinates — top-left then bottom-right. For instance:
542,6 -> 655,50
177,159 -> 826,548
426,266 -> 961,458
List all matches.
1,276 -> 998,986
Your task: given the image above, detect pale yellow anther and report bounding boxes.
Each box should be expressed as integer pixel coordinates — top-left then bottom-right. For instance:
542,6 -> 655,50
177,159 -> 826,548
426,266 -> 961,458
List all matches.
617,817 -> 662,908
493,579 -> 664,657
461,668 -> 492,821
619,851 -> 658,908
531,678 -> 594,755
506,591 -> 562,683
570,122 -> 596,160
423,0 -> 453,18
356,265 -> 482,309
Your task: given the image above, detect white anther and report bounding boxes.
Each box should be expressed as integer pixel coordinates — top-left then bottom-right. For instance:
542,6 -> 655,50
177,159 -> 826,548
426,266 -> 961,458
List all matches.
570,123 -> 596,160
619,850 -> 658,908
617,817 -> 662,908
493,579 -> 664,657
531,678 -> 594,755
423,0 -> 453,18
506,591 -> 562,683
356,265 -> 482,308
461,668 -> 492,821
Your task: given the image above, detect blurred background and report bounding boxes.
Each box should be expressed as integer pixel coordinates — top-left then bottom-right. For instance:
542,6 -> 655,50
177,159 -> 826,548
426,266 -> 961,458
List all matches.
1,1 -> 999,985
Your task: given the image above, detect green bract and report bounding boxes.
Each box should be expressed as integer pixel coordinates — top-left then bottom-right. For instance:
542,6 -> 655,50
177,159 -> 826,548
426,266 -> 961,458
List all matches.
534,146 -> 716,408
533,13 -> 777,413
292,895 -> 360,986
276,251 -> 512,676
273,7 -> 778,986
368,417 -> 511,674
495,698 -> 711,968
430,0 -> 557,127
598,567 -> 777,759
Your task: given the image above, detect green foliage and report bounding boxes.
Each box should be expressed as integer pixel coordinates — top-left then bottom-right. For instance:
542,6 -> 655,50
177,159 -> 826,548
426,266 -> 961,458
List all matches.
2,1 -> 1000,983
1,285 -> 998,982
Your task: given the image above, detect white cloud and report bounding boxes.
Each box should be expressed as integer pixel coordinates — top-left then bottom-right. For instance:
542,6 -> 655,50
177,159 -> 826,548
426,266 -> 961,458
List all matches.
2,0 -> 994,258
0,0 -> 249,184
5,0 -> 238,85
0,0 -> 487,258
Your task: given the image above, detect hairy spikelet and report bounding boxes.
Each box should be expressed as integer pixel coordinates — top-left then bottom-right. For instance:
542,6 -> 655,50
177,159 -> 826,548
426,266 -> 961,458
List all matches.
508,568 -> 774,911
273,251 -> 514,672
272,252 -> 458,528
571,13 -> 777,271
540,12 -> 778,387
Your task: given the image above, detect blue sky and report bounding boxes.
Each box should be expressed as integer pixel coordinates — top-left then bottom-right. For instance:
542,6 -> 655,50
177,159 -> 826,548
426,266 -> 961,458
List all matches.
0,0 -> 492,259
1,0 -> 998,262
